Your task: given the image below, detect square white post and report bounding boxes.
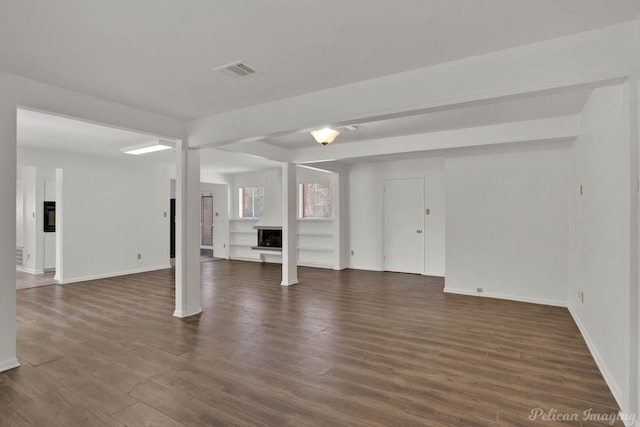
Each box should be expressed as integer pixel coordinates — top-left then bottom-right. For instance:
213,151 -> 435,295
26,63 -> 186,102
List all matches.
281,163 -> 298,286
174,139 -> 202,317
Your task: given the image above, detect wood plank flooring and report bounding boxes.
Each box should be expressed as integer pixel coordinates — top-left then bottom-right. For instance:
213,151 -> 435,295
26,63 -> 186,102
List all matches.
15,270 -> 56,290
2,260 -> 622,426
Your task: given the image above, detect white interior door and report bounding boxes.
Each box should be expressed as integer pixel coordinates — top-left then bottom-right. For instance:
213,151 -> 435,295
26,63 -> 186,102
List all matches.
384,178 -> 424,274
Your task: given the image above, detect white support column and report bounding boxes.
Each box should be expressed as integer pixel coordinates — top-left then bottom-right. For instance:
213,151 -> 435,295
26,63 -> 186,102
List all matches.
174,139 -> 202,318
281,162 -> 298,286
629,72 -> 639,423
0,103 -> 19,372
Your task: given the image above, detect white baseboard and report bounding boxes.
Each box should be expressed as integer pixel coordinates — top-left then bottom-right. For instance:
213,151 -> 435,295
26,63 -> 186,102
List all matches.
443,287 -> 567,307
568,305 -> 624,414
0,357 -> 20,372
173,307 -> 202,318
58,265 -> 172,285
16,267 -> 45,275
348,265 -> 384,272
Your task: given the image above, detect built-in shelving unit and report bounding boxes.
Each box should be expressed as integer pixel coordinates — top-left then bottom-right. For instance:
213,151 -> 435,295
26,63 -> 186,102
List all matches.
297,219 -> 334,268
228,218 -> 336,268
228,219 -> 261,261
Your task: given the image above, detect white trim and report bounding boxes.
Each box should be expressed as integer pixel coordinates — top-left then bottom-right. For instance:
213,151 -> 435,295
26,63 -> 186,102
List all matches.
0,358 -> 20,372
568,305 -> 624,413
281,279 -> 298,286
16,267 -> 44,274
228,257 -> 262,262
443,287 -> 567,307
298,261 -> 332,269
57,265 -> 171,285
173,307 -> 202,318
348,265 -> 385,272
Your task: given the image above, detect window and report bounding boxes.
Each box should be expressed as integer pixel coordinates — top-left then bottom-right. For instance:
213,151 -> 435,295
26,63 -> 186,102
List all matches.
238,186 -> 264,218
299,182 -> 331,218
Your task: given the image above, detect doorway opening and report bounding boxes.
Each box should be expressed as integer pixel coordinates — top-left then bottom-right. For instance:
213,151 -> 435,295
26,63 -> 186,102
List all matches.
201,193 -> 214,258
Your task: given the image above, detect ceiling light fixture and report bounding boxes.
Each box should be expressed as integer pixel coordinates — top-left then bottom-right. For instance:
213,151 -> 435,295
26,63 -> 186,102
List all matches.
310,128 -> 339,145
122,140 -> 174,155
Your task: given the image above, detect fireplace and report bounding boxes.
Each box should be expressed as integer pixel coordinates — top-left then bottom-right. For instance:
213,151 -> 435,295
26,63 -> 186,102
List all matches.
251,227 -> 282,251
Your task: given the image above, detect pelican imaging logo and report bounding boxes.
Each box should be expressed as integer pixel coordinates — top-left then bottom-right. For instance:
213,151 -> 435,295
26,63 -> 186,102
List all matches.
529,408 -> 636,425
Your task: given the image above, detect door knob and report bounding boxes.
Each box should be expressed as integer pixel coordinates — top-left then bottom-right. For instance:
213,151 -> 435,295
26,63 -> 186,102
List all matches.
416,230 -> 423,234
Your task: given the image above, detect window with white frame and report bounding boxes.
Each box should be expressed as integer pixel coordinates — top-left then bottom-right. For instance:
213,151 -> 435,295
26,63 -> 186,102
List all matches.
299,182 -> 331,218
238,186 -> 264,218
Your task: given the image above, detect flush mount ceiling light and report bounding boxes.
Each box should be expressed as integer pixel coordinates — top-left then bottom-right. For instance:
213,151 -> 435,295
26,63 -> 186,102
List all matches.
122,140 -> 174,155
310,128 -> 340,145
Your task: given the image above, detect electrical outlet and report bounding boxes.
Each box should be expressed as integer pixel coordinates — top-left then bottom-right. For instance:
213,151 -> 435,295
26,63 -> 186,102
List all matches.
351,250 -> 354,256
223,243 -> 226,248
163,212 -> 167,218
137,253 -> 142,260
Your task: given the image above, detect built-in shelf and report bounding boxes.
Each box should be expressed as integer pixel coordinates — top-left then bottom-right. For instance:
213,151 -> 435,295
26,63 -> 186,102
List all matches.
251,246 -> 282,252
297,246 -> 333,252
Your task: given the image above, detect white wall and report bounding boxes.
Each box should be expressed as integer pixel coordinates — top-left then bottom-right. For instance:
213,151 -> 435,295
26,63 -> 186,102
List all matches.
63,159 -> 170,283
445,142 -> 570,306
20,147 -> 171,284
348,157 -> 446,276
569,83 -> 631,411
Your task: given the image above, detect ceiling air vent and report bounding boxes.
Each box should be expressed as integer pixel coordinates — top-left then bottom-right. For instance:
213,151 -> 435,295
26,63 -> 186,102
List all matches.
339,124 -> 364,132
213,61 -> 257,79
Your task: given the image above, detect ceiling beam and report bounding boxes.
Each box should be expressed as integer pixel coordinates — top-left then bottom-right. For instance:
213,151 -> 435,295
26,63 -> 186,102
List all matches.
187,21 -> 633,149
292,116 -> 580,164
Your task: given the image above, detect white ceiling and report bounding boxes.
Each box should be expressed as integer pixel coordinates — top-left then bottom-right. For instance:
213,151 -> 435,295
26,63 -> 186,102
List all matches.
9,2 -> 638,173
1,1 -> 637,120
17,109 -> 278,173
18,109 -> 164,155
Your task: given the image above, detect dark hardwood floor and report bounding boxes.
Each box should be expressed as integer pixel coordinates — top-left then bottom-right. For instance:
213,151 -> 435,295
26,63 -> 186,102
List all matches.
2,260 -> 621,426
